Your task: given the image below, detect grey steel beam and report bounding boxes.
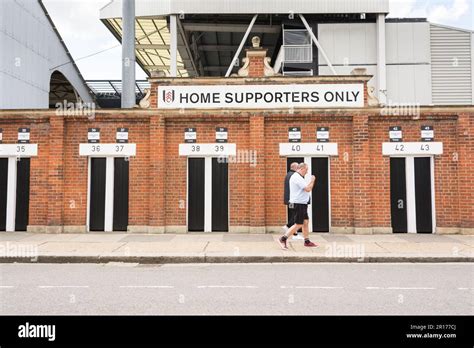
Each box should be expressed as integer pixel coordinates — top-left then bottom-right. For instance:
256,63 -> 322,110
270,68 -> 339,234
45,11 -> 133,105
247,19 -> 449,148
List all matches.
299,14 -> 336,75
183,23 -> 279,34
121,0 -> 136,108
225,14 -> 258,77
170,14 -> 178,77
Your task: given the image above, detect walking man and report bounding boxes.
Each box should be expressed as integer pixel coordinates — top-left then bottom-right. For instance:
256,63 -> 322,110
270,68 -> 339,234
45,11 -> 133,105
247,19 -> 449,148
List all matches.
278,163 -> 318,249
283,162 -> 303,240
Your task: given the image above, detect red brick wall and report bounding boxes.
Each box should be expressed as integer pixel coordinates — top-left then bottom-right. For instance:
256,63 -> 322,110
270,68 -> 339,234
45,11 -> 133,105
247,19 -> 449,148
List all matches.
0,108 -> 472,233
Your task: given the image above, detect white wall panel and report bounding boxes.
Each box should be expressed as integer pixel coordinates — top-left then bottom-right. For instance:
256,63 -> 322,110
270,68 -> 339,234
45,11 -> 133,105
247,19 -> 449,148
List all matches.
0,0 -> 92,109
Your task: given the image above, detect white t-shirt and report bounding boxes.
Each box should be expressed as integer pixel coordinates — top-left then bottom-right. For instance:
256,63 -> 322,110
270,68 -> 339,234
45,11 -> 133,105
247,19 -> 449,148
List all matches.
289,173 -> 310,204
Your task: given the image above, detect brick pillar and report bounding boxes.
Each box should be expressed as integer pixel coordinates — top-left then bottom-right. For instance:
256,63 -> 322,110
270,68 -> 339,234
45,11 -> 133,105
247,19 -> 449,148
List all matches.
352,114 -> 372,234
148,115 -> 165,233
457,113 -> 474,234
47,115 -> 65,233
249,114 -> 265,233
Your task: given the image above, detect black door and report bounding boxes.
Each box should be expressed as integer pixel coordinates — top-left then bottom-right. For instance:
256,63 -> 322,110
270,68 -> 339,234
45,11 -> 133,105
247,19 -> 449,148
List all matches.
390,158 -> 408,233
15,158 -> 30,231
113,158 -> 129,231
89,158 -> 106,231
0,159 -> 8,231
414,157 -> 433,233
188,158 -> 205,231
311,158 -> 329,232
212,158 -> 228,232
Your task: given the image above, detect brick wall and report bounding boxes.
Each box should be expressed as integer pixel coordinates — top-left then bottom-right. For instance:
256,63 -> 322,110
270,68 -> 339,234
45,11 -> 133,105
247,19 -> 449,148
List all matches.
0,108 -> 472,234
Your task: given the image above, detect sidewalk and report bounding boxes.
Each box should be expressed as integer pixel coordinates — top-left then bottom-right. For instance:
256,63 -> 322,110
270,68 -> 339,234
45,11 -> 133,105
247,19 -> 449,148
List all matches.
0,232 -> 472,263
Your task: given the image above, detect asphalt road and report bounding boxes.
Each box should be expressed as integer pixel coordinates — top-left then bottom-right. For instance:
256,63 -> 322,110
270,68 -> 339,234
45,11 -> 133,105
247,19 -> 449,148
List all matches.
0,263 -> 472,315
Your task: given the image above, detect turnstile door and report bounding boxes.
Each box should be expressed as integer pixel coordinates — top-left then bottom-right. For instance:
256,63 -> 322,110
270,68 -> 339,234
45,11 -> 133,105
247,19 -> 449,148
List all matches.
414,157 -> 433,233
15,158 -> 30,231
0,159 -> 8,231
89,158 -> 106,231
113,158 -> 129,232
311,158 -> 329,232
390,158 -> 408,233
188,158 -> 205,232
212,158 -> 228,232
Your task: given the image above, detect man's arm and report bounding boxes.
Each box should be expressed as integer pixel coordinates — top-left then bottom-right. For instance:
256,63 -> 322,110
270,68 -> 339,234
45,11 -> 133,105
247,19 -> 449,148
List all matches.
304,175 -> 316,192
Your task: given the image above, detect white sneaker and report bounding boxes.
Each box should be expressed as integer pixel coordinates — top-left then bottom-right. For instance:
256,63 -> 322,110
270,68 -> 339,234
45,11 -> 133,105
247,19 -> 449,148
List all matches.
281,225 -> 289,233
292,234 -> 304,240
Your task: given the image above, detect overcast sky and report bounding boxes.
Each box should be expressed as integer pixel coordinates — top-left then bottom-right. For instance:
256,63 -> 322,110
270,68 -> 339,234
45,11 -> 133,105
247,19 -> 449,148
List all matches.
42,0 -> 473,80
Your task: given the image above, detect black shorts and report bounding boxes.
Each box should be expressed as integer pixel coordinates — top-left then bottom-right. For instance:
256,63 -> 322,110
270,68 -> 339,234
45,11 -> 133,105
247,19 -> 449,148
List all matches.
294,204 -> 309,225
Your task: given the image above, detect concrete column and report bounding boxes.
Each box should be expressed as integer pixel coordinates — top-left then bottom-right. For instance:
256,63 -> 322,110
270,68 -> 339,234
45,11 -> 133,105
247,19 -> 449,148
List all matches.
376,13 -> 387,105
170,14 -> 178,77
121,0 -> 136,108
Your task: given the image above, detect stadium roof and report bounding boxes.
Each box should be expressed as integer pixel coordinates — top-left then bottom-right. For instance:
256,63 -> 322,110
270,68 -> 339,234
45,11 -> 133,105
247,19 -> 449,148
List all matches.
100,0 -> 390,78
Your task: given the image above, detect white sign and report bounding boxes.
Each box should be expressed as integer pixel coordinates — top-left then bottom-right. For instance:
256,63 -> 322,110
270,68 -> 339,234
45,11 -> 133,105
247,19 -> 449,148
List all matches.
88,128 -> 100,143
116,128 -> 129,143
179,143 -> 236,157
17,128 -> 30,143
288,127 -> 301,142
316,127 -> 329,142
0,144 -> 38,157
279,143 -> 338,156
184,128 -> 196,143
79,143 -> 136,156
158,84 -> 364,109
215,127 -> 228,143
382,142 -> 443,156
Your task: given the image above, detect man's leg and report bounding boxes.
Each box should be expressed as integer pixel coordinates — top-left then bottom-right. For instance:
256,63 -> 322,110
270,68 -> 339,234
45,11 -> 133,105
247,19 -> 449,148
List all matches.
285,223 -> 303,238
302,219 -> 310,239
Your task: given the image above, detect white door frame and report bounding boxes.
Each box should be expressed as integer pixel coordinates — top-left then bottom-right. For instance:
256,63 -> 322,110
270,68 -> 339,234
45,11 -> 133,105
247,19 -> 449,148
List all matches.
286,155 -> 331,233
186,156 -> 230,233
86,156 -> 115,232
398,155 -> 436,234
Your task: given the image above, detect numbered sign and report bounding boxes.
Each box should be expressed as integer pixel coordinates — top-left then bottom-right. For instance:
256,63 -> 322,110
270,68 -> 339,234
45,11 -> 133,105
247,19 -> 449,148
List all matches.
116,128 -> 129,143
215,127 -> 228,143
279,143 -> 338,156
0,144 -> 38,156
88,128 -> 100,143
179,143 -> 236,156
79,143 -> 136,156
288,127 -> 301,143
421,125 -> 434,142
382,142 -> 443,156
18,128 -> 30,144
185,128 -> 197,143
389,126 -> 402,142
316,127 -> 329,143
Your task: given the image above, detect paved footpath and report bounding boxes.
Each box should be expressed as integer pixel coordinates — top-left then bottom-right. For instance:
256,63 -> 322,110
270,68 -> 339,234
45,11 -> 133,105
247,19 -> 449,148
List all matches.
0,232 -> 472,263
